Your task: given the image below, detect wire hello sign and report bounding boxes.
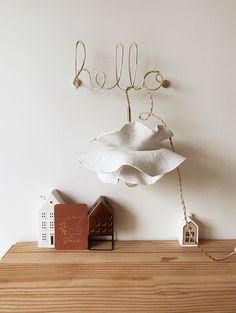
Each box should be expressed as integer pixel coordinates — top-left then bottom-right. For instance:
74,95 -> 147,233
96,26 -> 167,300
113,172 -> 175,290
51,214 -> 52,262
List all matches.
73,40 -> 236,262
73,41 -> 171,121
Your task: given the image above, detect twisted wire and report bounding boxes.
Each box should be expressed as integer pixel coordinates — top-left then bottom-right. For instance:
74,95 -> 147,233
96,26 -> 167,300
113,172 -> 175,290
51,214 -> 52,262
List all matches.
73,41 -> 164,92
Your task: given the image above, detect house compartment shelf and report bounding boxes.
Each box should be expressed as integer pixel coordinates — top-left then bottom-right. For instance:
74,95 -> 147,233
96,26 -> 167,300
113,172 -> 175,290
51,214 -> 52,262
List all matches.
1,240 -> 236,313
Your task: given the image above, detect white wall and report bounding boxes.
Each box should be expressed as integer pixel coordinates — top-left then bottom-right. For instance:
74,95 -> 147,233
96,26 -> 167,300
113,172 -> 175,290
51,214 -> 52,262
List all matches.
1,0 -> 236,258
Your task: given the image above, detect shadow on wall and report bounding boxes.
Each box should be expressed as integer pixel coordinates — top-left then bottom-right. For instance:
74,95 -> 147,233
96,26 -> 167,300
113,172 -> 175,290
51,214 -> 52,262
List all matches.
148,141 -> 236,238
107,199 -> 138,240
192,214 -> 213,240
151,141 -> 236,194
57,191 -> 77,204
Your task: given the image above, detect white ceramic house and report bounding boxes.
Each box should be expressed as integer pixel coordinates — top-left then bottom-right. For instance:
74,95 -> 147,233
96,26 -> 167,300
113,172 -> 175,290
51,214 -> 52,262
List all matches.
178,213 -> 199,247
38,190 -> 64,248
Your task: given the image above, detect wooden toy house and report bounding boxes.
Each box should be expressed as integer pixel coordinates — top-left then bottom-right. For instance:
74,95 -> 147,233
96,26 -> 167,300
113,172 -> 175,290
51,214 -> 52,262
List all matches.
178,213 -> 199,247
88,196 -> 114,250
38,190 -> 64,248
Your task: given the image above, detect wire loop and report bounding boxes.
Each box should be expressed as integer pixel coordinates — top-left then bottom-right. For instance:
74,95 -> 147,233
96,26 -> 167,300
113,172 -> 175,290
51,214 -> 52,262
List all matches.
128,43 -> 138,87
73,41 -> 86,88
143,71 -> 163,91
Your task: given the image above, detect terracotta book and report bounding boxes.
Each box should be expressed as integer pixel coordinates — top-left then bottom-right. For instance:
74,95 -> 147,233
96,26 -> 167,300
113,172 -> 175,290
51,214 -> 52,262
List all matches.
54,204 -> 88,250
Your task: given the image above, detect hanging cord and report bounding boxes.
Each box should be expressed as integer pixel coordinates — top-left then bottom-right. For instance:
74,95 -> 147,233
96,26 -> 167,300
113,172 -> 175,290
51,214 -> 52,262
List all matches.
125,86 -> 134,122
169,138 -> 236,261
138,88 -> 236,262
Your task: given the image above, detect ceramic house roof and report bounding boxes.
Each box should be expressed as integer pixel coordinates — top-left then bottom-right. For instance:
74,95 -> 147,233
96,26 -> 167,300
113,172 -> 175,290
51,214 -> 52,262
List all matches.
179,215 -> 198,229
39,190 -> 64,211
183,221 -> 197,230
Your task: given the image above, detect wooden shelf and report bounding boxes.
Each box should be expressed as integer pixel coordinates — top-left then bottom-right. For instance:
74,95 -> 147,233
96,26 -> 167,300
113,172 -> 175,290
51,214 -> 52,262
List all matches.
0,240 -> 236,312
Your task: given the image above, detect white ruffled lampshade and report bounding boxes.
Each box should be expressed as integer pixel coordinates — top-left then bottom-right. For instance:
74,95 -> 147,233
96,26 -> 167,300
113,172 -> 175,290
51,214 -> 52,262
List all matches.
79,122 -> 185,185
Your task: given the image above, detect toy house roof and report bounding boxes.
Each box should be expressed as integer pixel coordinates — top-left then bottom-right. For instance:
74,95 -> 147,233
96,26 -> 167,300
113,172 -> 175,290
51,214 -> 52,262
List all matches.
183,221 -> 197,229
180,217 -> 198,229
39,189 -> 64,211
88,196 -> 113,218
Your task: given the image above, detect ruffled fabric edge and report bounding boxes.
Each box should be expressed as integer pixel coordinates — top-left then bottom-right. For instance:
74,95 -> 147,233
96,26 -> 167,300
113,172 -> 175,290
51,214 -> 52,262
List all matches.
97,165 -> 163,185
79,148 -> 185,185
91,122 -> 173,151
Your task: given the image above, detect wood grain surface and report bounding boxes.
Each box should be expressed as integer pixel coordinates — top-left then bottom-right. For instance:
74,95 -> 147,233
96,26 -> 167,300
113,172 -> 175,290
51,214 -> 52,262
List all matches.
0,240 -> 236,312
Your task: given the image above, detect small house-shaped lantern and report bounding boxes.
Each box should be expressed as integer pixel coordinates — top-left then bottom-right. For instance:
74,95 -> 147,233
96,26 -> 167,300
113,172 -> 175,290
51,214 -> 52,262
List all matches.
88,196 -> 114,250
38,190 -> 64,248
178,213 -> 199,247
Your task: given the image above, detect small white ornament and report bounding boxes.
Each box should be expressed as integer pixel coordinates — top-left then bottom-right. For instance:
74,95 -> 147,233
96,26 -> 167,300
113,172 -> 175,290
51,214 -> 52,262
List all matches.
38,190 -> 64,248
178,213 -> 199,247
79,122 -> 185,185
